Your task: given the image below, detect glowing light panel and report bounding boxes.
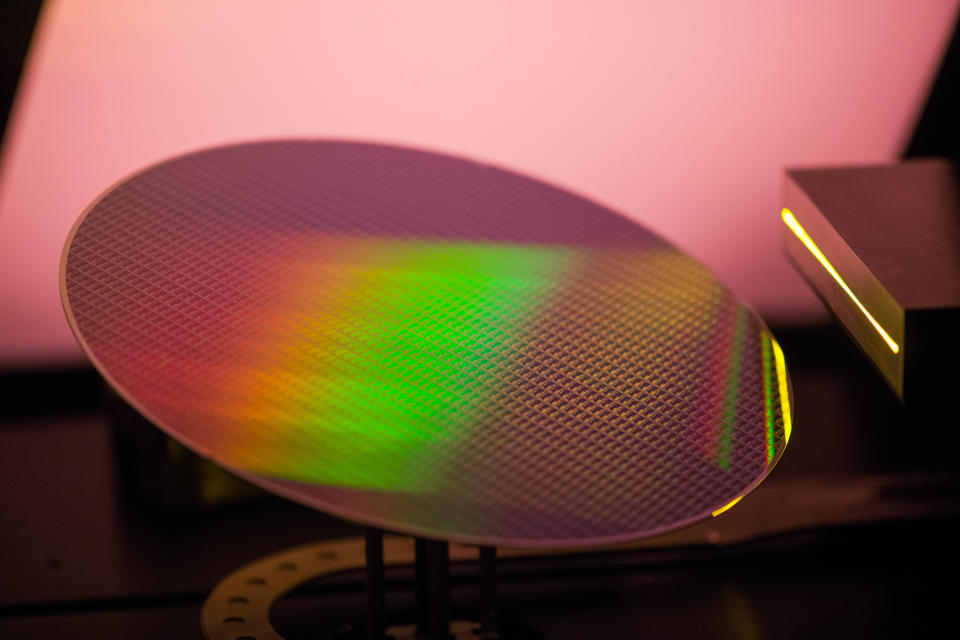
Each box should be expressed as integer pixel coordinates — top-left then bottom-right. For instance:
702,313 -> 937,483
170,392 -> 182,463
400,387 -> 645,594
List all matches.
781,209 -> 899,354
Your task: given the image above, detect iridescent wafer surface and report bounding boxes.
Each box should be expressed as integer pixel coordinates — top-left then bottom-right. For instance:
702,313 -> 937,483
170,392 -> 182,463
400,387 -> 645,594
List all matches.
61,140 -> 791,547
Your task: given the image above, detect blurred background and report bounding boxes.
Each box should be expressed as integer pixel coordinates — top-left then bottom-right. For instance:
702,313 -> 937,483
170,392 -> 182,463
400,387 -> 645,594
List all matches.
3,3 -> 960,638
1,0 -> 958,368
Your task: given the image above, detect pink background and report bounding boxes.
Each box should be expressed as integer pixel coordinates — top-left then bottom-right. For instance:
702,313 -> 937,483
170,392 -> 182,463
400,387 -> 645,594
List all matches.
1,0 -> 957,366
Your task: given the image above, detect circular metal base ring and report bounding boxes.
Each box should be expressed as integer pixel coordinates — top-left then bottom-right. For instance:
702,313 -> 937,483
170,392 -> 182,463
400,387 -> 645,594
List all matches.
202,536 -> 543,640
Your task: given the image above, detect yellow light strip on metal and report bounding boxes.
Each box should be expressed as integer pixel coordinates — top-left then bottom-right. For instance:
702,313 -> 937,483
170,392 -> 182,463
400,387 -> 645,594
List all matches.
781,209 -> 899,354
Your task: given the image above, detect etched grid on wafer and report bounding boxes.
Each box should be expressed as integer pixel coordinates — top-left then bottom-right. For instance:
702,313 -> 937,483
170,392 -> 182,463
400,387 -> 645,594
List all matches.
62,140 -> 791,547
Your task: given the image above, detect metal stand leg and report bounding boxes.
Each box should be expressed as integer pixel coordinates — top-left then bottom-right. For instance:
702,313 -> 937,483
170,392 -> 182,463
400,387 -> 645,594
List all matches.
427,540 -> 450,640
365,528 -> 386,640
479,546 -> 498,636
414,538 -> 450,640
415,538 -> 429,635
413,539 -> 502,639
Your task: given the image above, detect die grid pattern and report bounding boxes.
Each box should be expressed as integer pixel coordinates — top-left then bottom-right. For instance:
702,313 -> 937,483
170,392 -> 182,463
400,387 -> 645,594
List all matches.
62,140 -> 790,547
